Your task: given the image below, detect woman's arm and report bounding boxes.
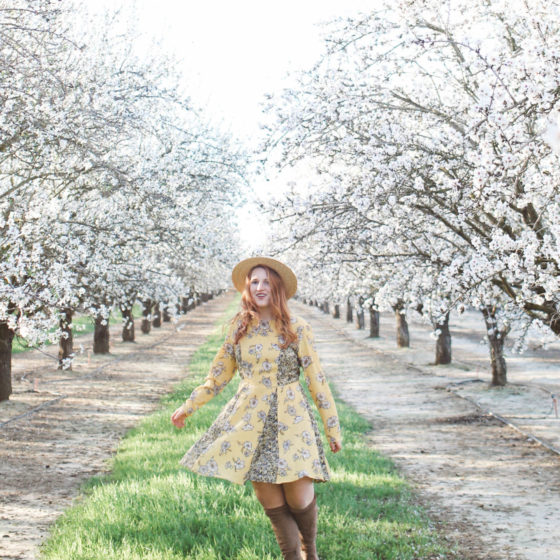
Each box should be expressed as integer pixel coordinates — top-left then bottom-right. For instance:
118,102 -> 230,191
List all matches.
297,319 -> 342,450
171,324 -> 237,428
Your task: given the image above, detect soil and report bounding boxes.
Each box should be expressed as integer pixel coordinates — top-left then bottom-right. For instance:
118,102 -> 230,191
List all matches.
2,293 -> 559,560
291,301 -> 560,560
0,294 -> 234,560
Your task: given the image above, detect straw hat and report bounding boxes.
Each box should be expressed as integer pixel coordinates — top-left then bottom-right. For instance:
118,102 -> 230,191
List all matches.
231,256 -> 297,299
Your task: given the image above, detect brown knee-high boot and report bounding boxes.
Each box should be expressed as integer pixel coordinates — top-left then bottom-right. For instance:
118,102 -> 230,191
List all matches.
264,503 -> 303,560
288,496 -> 319,560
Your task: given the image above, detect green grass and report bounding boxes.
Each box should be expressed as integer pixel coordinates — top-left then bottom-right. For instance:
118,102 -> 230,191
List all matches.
12,304 -> 141,354
39,301 -> 453,560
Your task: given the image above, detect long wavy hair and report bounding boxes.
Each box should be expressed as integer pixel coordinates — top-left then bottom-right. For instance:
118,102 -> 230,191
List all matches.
233,265 -> 297,349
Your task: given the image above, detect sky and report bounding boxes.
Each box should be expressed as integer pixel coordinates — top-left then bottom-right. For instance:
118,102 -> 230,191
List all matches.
90,1 -> 374,249
128,1 -> 372,139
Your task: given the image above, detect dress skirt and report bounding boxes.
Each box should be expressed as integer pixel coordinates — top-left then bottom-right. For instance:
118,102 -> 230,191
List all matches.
180,378 -> 330,485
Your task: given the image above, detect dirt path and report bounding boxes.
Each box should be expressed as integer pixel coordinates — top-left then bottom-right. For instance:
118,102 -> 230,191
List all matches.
0,293 -> 236,560
292,301 -> 560,560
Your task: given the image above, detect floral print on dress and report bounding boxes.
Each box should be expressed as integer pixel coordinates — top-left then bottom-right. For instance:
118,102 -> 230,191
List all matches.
237,356 -> 254,379
278,421 -> 289,434
262,359 -> 273,370
301,430 -> 313,446
248,343 -> 263,361
300,448 -> 311,460
278,458 -> 290,478
327,416 -> 339,430
241,412 -> 254,431
276,343 -> 300,385
247,397 -> 259,409
240,441 -> 254,457
179,316 -> 340,485
300,355 -> 313,368
315,392 -> 331,409
245,392 -> 279,482
249,319 -> 272,338
199,458 -> 219,477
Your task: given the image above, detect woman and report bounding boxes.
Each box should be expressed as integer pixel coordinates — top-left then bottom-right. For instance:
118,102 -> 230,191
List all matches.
171,256 -> 342,560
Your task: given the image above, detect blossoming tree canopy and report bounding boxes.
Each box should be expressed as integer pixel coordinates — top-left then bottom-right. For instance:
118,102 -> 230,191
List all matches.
263,0 -> 560,385
0,1 -> 247,401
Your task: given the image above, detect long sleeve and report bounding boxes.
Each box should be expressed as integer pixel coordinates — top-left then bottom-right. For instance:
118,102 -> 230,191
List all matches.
297,319 -> 342,445
180,324 -> 237,418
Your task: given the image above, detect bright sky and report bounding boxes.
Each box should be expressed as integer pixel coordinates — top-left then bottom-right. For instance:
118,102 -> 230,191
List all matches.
129,1 -> 372,139
91,1 -> 373,250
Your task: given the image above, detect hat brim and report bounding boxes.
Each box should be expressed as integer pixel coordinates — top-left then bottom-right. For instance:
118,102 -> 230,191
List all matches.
232,257 -> 297,299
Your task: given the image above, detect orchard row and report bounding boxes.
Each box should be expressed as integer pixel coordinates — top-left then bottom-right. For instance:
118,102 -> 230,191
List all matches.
264,0 -> 560,385
0,3 -> 247,400
56,291 -> 222,372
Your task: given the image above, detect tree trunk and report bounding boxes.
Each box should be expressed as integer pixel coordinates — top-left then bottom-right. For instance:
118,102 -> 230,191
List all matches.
58,308 -> 74,370
355,307 -> 365,329
369,305 -> 380,338
393,301 -> 410,347
120,304 -> 135,342
355,296 -> 365,329
0,322 -> 14,401
93,314 -> 110,354
333,304 -> 340,319
141,299 -> 152,334
323,302 -> 330,314
481,306 -> 509,386
434,312 -> 452,365
152,302 -> 161,328
163,306 -> 171,322
346,297 -> 353,323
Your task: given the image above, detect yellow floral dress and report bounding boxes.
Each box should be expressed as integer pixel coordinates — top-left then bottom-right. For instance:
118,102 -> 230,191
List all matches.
179,315 -> 341,485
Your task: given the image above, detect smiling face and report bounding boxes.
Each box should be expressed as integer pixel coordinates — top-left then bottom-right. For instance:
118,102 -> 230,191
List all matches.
249,266 -> 272,312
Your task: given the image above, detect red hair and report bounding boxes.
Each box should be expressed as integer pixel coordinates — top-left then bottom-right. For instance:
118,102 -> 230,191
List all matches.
233,265 -> 297,348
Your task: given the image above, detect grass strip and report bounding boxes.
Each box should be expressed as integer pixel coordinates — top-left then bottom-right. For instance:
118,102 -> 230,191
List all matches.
40,302 -> 453,560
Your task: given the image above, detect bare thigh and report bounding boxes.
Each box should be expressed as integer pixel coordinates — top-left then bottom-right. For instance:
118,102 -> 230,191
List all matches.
252,477 -> 315,510
252,481 -> 286,508
282,477 -> 315,509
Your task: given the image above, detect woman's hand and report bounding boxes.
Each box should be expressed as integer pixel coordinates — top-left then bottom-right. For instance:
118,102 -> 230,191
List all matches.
329,440 -> 342,453
171,407 -> 187,429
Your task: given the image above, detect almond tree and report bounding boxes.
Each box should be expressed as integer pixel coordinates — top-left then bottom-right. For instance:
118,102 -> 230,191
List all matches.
264,0 -> 560,384
0,1 -> 246,399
